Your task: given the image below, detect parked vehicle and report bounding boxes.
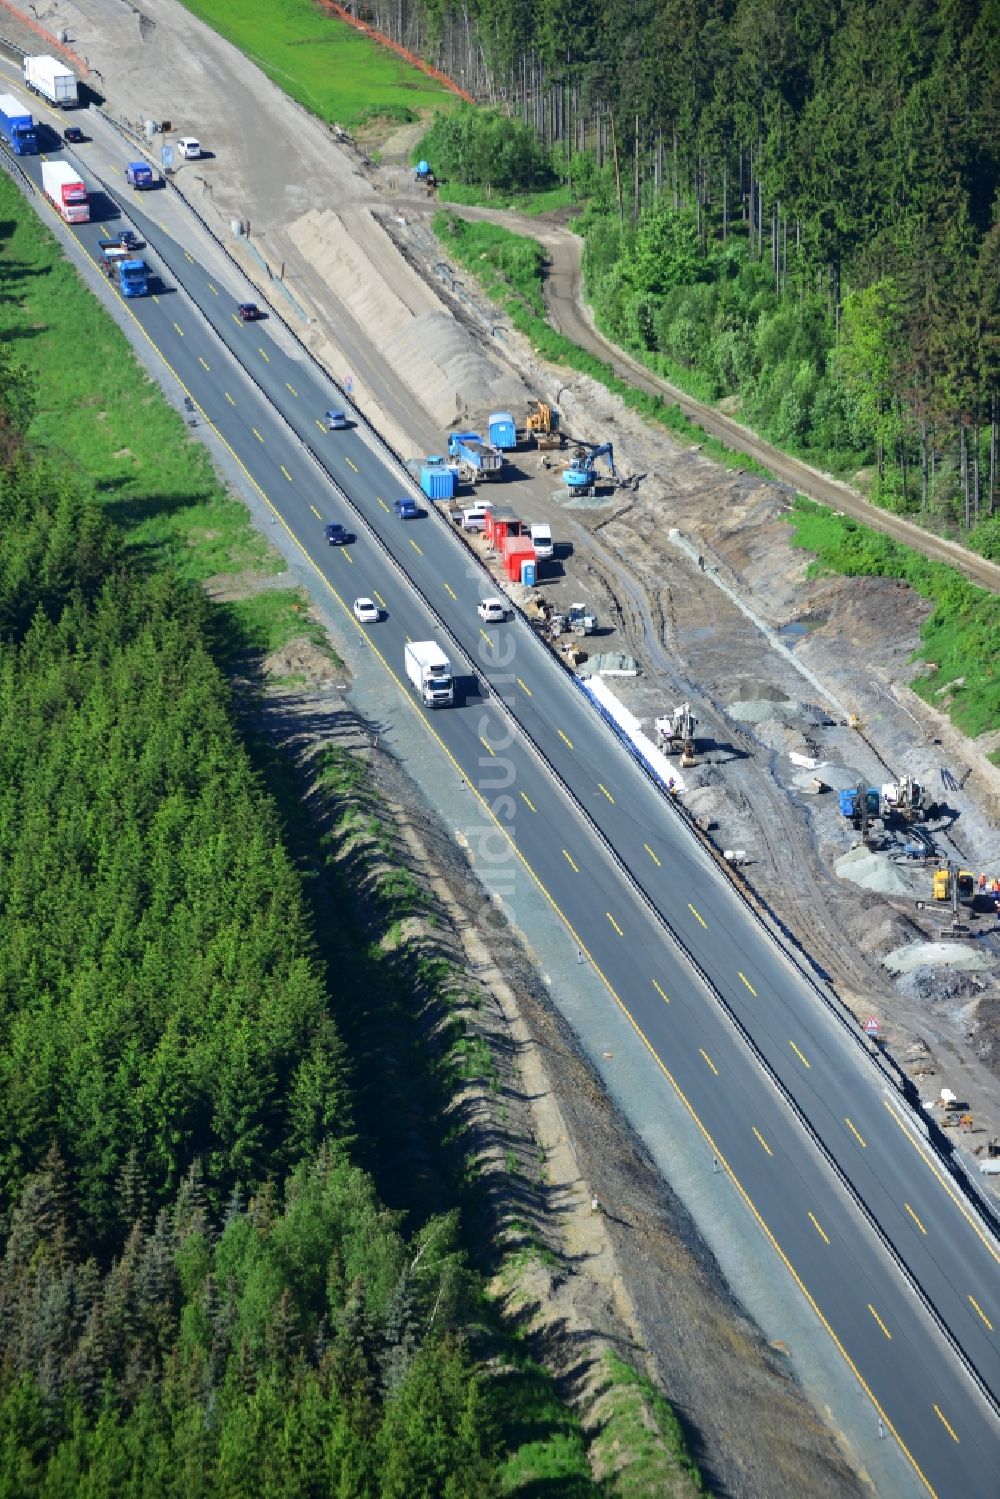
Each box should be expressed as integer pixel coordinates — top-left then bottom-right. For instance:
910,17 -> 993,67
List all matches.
325,409 -> 350,430
238,302 -> 263,321
460,502 -> 493,532
405,641 -> 454,708
353,597 -> 380,623
529,523 -> 553,559
393,497 -> 420,519
477,598 -> 509,624
447,431 -> 503,481
41,159 -> 89,223
324,522 -> 350,546
0,94 -> 37,155
22,54 -> 78,108
176,136 -> 201,159
126,160 -> 154,189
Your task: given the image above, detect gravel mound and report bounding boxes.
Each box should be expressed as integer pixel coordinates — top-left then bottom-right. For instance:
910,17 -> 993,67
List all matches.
883,941 -> 996,975
834,845 -> 922,897
729,699 -> 800,725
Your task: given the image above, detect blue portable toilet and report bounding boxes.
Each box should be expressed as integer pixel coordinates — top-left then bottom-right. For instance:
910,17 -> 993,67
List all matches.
520,559 -> 537,588
488,411 -> 517,450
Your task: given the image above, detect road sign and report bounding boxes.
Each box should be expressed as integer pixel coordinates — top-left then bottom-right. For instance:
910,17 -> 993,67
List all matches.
160,144 -> 174,171
344,375 -> 354,395
864,1016 -> 880,1036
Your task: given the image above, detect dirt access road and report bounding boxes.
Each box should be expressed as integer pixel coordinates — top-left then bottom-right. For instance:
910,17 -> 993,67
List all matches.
447,203 -> 1000,595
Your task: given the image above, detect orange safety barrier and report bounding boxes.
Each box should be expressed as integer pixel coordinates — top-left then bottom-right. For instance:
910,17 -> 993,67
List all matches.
316,1 -> 473,103
0,0 -> 90,76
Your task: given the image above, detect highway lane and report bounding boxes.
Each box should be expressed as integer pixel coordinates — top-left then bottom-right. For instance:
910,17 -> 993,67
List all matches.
10,137 -> 1000,1492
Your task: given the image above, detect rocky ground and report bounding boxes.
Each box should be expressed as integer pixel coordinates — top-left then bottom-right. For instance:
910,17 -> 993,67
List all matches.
3,0 -> 997,1489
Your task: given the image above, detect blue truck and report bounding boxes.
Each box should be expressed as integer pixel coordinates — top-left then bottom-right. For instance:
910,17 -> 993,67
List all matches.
126,160 -> 154,189
99,242 -> 149,297
0,93 -> 38,155
447,431 -> 503,481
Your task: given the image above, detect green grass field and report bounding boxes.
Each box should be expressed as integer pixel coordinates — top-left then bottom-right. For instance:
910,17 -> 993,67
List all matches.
0,174 -> 341,660
178,0 -> 459,129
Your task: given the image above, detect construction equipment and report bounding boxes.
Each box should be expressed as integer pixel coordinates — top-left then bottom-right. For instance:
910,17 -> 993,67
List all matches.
413,159 -> 437,194
881,772 -> 927,822
567,603 -> 597,637
837,785 -> 880,829
526,401 -> 562,449
932,864 -> 976,909
656,703 -> 698,765
562,441 -> 616,495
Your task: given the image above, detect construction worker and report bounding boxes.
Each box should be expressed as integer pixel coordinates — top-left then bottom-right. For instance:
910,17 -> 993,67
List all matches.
979,873 -> 987,893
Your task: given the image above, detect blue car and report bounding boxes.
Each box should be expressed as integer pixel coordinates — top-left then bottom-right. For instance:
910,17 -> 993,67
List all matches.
324,522 -> 350,545
393,497 -> 420,519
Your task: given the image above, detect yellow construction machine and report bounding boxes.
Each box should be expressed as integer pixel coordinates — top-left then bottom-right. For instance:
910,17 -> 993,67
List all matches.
932,865 -> 975,903
526,401 -> 562,449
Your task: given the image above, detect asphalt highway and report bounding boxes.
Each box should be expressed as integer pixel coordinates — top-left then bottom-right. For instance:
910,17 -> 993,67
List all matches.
8,122 -> 1000,1495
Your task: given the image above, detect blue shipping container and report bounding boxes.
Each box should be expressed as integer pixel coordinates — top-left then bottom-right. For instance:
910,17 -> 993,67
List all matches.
520,559 -> 537,588
488,411 -> 517,450
421,465 -> 455,500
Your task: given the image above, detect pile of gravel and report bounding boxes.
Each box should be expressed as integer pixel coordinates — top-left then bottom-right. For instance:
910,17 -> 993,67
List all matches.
883,941 -> 996,975
834,845 -> 922,897
729,699 -> 801,725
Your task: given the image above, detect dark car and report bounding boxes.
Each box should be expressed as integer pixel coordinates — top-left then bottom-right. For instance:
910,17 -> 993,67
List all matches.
324,522 -> 350,546
393,497 -> 420,519
238,302 -> 263,321
63,125 -> 85,144
118,230 -> 140,250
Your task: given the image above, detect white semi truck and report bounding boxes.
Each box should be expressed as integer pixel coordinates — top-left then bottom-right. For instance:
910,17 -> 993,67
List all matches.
404,641 -> 454,708
22,55 -> 79,109
41,159 -> 89,223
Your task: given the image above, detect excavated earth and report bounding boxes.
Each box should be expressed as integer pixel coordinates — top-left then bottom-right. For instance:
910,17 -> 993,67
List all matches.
3,0 -> 998,1491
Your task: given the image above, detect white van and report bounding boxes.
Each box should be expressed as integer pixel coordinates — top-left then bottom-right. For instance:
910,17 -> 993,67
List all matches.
461,502 -> 493,532
176,136 -> 201,160
529,522 -> 553,559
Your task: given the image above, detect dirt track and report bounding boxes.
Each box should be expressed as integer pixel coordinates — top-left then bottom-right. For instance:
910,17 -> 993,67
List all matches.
445,203 -> 1000,596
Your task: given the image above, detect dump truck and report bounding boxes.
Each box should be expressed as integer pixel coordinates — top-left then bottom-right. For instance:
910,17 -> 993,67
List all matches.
41,159 -> 89,223
22,54 -> 78,108
447,431 -> 503,482
0,94 -> 38,155
405,641 -> 454,708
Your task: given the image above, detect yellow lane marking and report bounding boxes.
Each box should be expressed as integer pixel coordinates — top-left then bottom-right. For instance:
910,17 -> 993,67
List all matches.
904,1202 -> 927,1236
184,250 -> 194,263
883,1098 -> 1000,1266
753,1127 -> 773,1157
258,346 -> 269,363
808,1212 -> 830,1245
280,465 -> 292,481
340,549 -> 353,565
738,971 -> 757,996
346,457 -> 358,472
315,418 -> 326,431
607,913 -> 623,936
933,1405 -> 959,1444
597,782 -> 614,803
968,1295 -> 993,1331
480,627 -> 490,643
444,583 -> 457,600
517,677 -> 532,697
208,282 -> 218,295
373,591 -> 386,609
789,1041 -> 811,1069
286,381 -> 297,396
198,356 -> 209,371
557,730 -> 573,750
644,843 -> 661,866
152,294 -> 160,305
231,313 -> 241,326
688,903 -> 707,929
378,497 -> 389,512
309,504 -> 322,519
225,392 -> 236,406
652,979 -> 669,1004
868,1304 -> 892,1341
845,1118 -> 867,1148
252,428 -> 264,443
520,791 -> 536,813
479,737 -> 495,757
699,1049 -> 718,1076
563,850 -> 579,872
409,538 -> 423,556
172,321 -> 183,336
48,287 -> 938,1498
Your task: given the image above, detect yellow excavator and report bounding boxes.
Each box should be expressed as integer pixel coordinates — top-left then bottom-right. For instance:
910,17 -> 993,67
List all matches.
932,865 -> 975,904
526,401 -> 562,449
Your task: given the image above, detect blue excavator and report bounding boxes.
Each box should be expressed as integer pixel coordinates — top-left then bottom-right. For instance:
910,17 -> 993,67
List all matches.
562,441 -> 616,496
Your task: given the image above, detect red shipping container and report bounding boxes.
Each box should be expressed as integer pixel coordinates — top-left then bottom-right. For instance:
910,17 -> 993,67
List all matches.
485,506 -> 522,548
502,534 -> 535,581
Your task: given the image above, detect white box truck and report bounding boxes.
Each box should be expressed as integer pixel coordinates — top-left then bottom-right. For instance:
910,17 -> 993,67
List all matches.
22,55 -> 79,109
41,159 -> 89,223
405,641 -> 454,708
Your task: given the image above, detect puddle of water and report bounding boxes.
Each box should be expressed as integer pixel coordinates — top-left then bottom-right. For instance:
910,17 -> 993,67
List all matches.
775,619 -> 813,644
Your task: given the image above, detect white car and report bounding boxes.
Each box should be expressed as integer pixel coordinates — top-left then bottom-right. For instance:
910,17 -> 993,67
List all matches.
529,522 -> 554,559
352,597 -> 380,624
461,503 -> 493,532
176,136 -> 201,160
477,597 -> 508,624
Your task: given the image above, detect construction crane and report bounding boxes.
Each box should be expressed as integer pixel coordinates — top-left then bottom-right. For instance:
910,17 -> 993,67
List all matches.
562,441 -> 616,495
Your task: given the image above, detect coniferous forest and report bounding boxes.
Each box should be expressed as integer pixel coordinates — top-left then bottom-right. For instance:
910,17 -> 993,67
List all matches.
380,0 -> 1000,545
